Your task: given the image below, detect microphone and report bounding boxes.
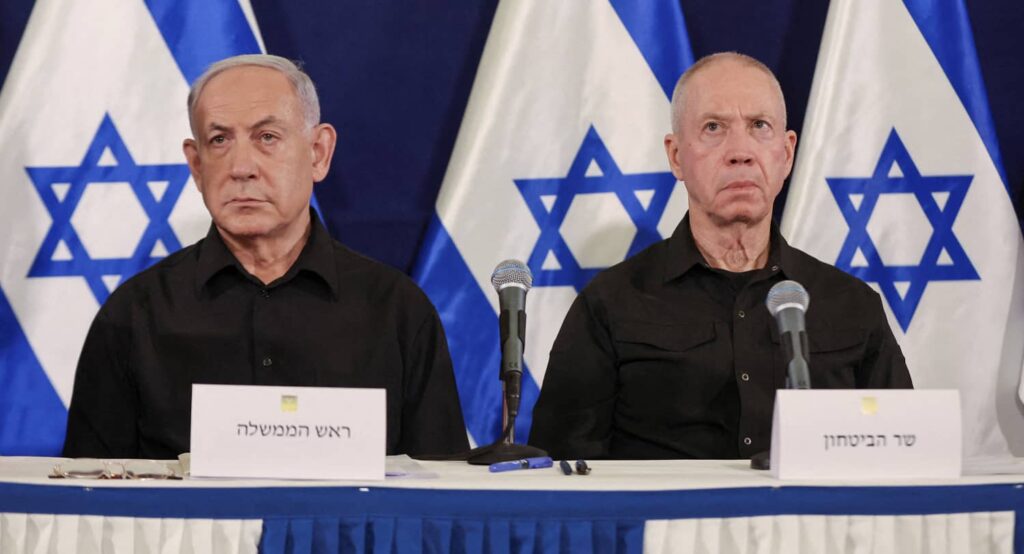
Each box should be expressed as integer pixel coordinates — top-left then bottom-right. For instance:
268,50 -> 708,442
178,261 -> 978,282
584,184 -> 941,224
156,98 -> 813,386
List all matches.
490,259 -> 531,419
464,260 -> 547,465
765,280 -> 812,390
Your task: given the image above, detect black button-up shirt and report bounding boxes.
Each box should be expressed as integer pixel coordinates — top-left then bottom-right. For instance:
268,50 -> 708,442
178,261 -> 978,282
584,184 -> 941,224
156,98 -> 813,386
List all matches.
529,214 -> 912,460
63,213 -> 468,459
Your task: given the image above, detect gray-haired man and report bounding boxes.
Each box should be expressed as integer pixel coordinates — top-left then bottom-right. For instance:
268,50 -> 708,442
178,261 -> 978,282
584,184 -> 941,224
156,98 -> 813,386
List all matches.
63,55 -> 468,459
529,52 -> 911,461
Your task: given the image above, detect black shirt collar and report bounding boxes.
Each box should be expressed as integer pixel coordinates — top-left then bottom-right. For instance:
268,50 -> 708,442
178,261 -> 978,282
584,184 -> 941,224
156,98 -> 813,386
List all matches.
663,212 -> 793,283
195,209 -> 339,297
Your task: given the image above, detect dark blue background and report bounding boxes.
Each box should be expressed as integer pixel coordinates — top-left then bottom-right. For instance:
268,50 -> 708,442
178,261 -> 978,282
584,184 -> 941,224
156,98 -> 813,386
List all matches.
2,1 -> 1021,273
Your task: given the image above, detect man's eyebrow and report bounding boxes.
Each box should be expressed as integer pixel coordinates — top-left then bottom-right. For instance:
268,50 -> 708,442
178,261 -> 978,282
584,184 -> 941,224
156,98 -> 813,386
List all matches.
203,116 -> 284,135
696,111 -> 776,121
204,122 -> 230,134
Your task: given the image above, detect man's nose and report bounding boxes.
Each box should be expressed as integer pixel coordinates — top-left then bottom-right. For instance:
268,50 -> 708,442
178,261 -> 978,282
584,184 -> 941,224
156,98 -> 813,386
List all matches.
727,150 -> 754,166
228,141 -> 259,180
725,131 -> 755,166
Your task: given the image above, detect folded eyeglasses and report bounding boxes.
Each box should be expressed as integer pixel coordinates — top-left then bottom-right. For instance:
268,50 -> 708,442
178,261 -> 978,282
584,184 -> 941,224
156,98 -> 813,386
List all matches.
50,459 -> 181,480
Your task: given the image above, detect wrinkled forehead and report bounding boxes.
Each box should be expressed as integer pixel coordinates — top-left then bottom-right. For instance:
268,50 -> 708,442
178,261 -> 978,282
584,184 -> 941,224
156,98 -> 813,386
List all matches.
194,66 -> 301,119
682,59 -> 787,123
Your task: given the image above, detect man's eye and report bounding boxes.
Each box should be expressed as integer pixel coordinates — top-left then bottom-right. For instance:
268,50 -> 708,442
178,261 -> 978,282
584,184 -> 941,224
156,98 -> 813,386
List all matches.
705,122 -> 720,132
260,133 -> 276,143
753,120 -> 770,129
210,136 -> 226,145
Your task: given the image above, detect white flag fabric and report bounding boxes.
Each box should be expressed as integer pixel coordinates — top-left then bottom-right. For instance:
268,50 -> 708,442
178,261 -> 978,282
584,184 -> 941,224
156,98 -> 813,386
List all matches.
414,1 -> 693,445
781,0 -> 1024,457
0,0 -> 264,454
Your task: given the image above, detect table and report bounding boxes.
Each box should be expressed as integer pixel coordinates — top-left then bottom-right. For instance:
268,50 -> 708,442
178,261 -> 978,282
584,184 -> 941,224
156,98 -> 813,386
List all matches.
1,456 -> 1022,553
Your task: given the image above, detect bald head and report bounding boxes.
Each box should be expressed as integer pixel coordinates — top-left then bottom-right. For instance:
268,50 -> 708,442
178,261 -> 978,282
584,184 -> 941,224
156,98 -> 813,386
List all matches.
670,52 -> 787,135
662,51 -> 798,232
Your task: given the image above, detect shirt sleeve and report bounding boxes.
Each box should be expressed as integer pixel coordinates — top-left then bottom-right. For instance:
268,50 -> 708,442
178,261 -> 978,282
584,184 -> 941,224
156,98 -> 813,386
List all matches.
529,291 -> 618,459
62,303 -> 139,458
397,305 -> 470,456
857,292 -> 914,389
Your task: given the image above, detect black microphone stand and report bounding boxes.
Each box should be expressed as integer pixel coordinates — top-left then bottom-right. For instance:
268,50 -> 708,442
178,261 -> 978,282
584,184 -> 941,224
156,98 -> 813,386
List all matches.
752,282 -> 812,470
466,370 -> 547,465
466,274 -> 548,464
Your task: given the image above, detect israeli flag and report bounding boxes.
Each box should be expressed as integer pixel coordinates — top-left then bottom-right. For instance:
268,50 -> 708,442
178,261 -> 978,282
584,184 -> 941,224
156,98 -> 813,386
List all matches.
0,0 -> 263,454
414,1 -> 693,446
781,0 -> 1024,457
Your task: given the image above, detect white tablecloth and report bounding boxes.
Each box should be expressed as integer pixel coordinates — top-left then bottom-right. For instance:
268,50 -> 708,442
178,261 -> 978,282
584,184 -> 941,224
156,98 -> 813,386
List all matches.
1,456 -> 1021,553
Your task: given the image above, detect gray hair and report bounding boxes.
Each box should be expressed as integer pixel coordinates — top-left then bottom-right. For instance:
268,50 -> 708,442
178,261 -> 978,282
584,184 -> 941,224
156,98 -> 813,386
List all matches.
670,52 -> 786,135
187,54 -> 320,136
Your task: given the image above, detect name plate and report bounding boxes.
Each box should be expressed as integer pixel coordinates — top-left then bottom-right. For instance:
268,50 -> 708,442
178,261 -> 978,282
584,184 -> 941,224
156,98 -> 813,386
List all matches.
190,384 -> 386,480
770,389 -> 961,480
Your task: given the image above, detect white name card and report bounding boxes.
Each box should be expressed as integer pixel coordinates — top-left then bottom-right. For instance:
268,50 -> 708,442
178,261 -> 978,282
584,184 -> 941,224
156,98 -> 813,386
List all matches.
770,389 -> 961,480
190,384 -> 386,480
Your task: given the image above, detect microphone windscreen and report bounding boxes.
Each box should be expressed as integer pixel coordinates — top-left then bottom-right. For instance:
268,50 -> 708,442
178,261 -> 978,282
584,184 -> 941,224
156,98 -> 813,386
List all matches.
491,259 -> 532,292
765,280 -> 810,316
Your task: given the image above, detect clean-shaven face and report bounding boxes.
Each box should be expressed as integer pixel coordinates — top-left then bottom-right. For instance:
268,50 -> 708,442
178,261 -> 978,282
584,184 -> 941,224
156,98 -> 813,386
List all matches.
185,66 -> 324,241
666,58 -> 797,227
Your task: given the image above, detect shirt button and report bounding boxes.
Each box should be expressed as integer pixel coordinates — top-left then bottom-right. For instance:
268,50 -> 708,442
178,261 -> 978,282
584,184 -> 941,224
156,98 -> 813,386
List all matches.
744,437 -> 752,446
741,373 -> 750,382
262,357 -> 273,367
261,289 -> 270,298
771,265 -> 779,272
738,310 -> 746,318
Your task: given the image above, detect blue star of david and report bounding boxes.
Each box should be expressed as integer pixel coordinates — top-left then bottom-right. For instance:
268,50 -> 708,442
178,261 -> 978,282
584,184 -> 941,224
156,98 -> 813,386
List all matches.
26,113 -> 191,305
515,126 -> 676,292
827,128 -> 978,332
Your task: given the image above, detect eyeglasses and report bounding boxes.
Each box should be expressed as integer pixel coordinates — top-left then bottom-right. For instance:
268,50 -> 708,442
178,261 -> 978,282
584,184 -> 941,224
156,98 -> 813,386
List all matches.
558,459 -> 591,475
50,459 -> 181,480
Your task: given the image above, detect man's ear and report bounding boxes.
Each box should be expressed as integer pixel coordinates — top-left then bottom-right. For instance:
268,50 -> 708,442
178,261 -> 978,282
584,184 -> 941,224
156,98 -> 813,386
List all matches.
664,133 -> 686,181
783,129 -> 798,177
183,138 -> 203,191
310,124 -> 338,183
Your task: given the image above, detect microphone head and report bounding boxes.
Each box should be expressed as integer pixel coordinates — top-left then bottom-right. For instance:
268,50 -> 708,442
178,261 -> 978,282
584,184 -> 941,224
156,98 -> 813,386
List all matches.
491,259 -> 532,292
765,280 -> 810,316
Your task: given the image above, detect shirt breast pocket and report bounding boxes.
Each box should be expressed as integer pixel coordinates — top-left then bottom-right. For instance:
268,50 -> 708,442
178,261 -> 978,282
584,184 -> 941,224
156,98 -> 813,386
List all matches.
807,328 -> 865,388
611,320 -> 717,365
611,320 -> 728,414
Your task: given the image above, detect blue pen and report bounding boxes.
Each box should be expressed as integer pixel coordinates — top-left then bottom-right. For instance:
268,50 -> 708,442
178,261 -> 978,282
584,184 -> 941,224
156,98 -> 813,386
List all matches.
488,456 -> 553,473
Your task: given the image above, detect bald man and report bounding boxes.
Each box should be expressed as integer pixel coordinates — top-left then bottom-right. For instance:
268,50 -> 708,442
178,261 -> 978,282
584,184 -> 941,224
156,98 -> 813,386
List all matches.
530,52 -> 912,460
